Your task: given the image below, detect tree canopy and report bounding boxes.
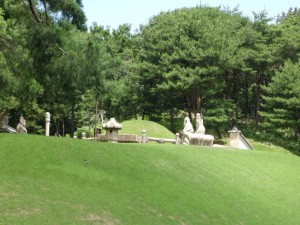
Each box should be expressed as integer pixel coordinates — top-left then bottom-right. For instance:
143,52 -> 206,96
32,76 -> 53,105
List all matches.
0,3 -> 299,150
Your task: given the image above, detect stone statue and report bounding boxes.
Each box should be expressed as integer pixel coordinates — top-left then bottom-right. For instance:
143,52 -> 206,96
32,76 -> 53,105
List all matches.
16,116 -> 27,134
195,113 -> 205,134
183,117 -> 194,133
180,117 -> 194,144
1,116 -> 8,128
180,114 -> 214,147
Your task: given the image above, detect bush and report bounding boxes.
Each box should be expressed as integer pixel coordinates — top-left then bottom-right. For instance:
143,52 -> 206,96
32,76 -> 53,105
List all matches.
76,126 -> 94,139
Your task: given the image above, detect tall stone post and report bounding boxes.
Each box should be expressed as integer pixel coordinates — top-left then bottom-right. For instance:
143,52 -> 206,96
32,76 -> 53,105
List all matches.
45,112 -> 51,136
175,133 -> 180,145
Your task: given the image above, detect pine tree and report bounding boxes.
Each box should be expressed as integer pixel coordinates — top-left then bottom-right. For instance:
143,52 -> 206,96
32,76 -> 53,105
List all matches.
260,60 -> 300,140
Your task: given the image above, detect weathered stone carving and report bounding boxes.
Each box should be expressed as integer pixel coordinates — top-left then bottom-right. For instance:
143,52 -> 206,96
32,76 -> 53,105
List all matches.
180,114 -> 214,147
1,116 -> 8,128
16,116 -> 27,134
0,116 -> 16,133
181,117 -> 194,145
102,118 -> 122,142
96,118 -> 141,143
195,113 -> 205,134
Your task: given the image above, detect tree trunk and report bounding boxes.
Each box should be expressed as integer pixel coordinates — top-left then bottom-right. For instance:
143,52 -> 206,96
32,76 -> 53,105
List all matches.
186,96 -> 192,121
245,73 -> 250,116
254,73 -> 261,127
70,104 -> 75,138
294,128 -> 299,141
196,95 -> 201,114
169,109 -> 175,133
62,117 -> 65,137
94,98 -> 99,137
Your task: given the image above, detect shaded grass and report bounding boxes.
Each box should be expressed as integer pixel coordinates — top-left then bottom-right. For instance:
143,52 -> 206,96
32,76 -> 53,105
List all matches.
1,134 -> 300,224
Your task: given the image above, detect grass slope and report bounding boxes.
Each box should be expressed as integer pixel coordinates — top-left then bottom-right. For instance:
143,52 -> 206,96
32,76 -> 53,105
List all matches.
119,119 -> 175,139
1,134 -> 300,225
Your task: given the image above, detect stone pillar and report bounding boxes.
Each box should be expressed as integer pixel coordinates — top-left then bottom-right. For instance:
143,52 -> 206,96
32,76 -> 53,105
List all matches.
141,130 -> 147,144
228,127 -> 241,148
175,133 -> 180,145
45,112 -> 51,136
82,132 -> 86,139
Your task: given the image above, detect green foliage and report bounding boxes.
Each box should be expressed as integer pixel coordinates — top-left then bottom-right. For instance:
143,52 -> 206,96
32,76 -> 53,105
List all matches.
0,1 -> 299,149
276,8 -> 300,62
261,60 -> 300,140
1,134 -> 300,224
75,126 -> 94,138
136,6 -> 252,131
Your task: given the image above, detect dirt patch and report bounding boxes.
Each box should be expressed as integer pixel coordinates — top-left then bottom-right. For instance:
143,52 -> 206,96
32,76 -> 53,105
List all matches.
83,211 -> 120,225
9,208 -> 40,217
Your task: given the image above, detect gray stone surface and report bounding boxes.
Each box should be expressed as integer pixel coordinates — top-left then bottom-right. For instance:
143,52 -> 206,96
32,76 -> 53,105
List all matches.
97,134 -> 141,143
102,118 -> 122,140
180,115 -> 214,147
16,116 -> 27,134
45,112 -> 51,136
228,127 -> 253,150
195,113 -> 205,134
1,116 -> 8,128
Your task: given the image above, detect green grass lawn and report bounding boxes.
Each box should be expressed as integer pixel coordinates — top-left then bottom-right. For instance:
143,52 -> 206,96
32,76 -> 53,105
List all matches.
1,133 -> 300,225
119,119 -> 175,139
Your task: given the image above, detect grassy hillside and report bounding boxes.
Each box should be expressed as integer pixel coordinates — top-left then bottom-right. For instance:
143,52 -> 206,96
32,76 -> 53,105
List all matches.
119,119 -> 175,139
1,134 -> 300,225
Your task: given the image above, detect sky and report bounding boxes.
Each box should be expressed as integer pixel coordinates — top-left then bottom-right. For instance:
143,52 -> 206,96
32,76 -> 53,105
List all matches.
82,0 -> 300,32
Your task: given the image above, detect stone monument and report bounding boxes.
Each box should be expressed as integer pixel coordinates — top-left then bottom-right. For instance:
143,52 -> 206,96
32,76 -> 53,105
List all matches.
16,115 -> 27,134
195,113 -> 205,134
102,118 -> 122,141
45,112 -> 51,136
96,117 -> 141,143
1,116 -> 8,128
228,127 -> 253,150
181,117 -> 194,145
180,114 -> 214,146
0,116 -> 16,133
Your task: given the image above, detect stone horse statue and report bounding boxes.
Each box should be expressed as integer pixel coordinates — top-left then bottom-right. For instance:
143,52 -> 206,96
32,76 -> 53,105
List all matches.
180,114 -> 214,147
16,116 -> 27,134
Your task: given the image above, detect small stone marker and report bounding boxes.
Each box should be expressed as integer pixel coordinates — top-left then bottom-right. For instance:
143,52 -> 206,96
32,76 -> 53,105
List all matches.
141,130 -> 147,144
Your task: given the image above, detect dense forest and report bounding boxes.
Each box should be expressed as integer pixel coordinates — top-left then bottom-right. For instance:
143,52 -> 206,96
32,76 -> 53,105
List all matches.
0,1 -> 299,151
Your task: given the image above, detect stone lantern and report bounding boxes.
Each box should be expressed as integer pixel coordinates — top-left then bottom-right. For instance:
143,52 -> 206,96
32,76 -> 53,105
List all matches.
102,118 -> 122,142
